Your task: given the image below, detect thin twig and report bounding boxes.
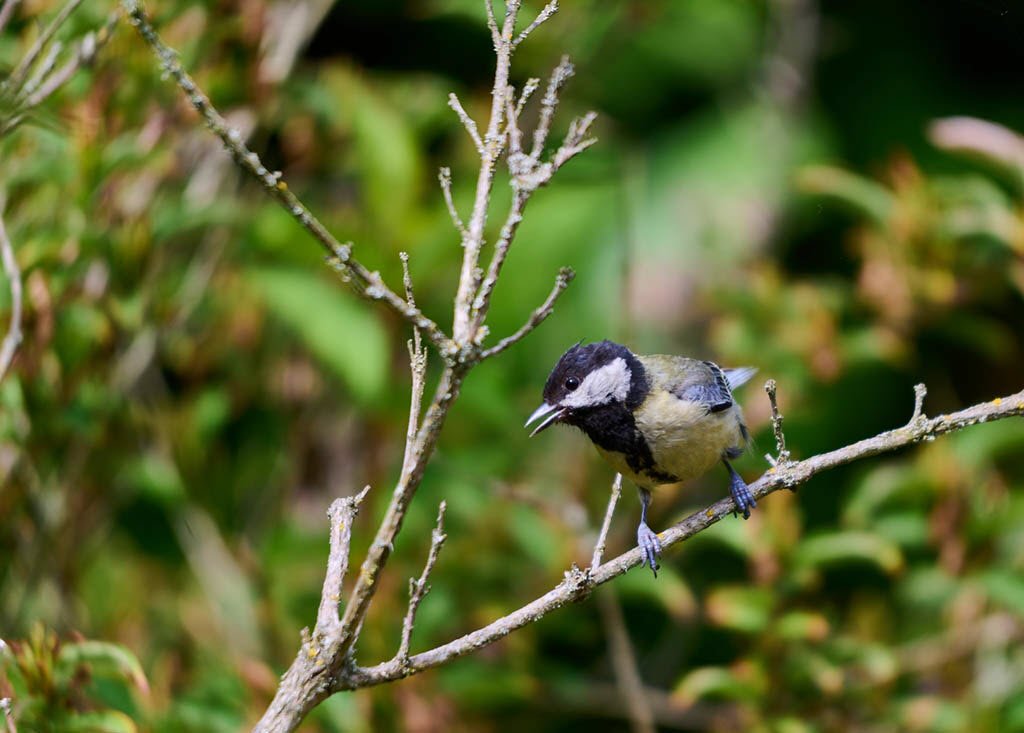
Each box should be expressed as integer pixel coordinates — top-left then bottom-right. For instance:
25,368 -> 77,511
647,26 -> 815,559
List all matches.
513,0 -> 558,48
590,474 -> 622,570
516,77 -> 540,118
0,210 -> 24,383
122,0 -> 456,358
910,383 -> 927,424
479,267 -> 575,360
336,384 -> 1024,689
438,167 -> 466,238
450,0 -> 522,343
23,13 -> 118,109
400,252 -> 426,476
397,501 -> 448,666
764,379 -> 790,466
0,697 -> 15,733
0,0 -> 20,36
596,589 -> 656,733
315,486 -> 371,632
5,0 -> 86,93
530,55 -> 574,162
447,93 -> 484,155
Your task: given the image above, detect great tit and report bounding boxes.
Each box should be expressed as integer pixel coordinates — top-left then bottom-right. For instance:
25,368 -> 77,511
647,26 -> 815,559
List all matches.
525,340 -> 757,576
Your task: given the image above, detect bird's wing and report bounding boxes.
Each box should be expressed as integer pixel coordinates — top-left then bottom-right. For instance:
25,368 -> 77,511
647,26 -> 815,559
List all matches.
642,356 -> 735,413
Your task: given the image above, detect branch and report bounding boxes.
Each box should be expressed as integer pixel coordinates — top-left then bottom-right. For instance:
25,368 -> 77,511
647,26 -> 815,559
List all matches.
400,252 -> 426,477
590,474 -> 622,571
596,589 -> 656,733
437,167 -> 467,238
315,487 -> 370,632
122,0 -> 456,359
333,383 -> 1024,689
450,0 -> 523,342
479,266 -> 575,360
396,501 -> 448,666
0,210 -> 23,383
22,13 -> 118,109
0,696 -> 14,733
447,93 -> 484,155
513,1 -> 558,49
4,0 -> 85,93
0,0 -> 20,36
763,378 -> 791,467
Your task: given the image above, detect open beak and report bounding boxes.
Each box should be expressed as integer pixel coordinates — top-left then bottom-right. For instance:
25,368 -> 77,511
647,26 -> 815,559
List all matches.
525,402 -> 565,437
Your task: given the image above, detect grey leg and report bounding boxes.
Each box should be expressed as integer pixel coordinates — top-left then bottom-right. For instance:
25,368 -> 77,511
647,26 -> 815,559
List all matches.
636,487 -> 662,577
724,459 -> 756,519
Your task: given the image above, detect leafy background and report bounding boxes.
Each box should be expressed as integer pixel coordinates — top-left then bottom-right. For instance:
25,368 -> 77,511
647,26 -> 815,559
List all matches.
2,0 -> 1024,730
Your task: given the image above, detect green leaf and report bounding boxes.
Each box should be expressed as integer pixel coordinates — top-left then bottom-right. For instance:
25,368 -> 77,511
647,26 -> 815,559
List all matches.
672,665 -> 758,704
248,267 -> 388,402
792,531 -> 904,576
616,565 -> 697,619
796,165 -> 894,226
705,585 -> 773,633
57,641 -> 149,695
60,710 -> 139,733
980,570 -> 1024,614
116,452 -> 186,505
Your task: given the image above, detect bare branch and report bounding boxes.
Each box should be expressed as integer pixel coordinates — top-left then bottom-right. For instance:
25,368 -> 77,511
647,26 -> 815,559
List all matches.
516,77 -> 540,118
590,474 -> 622,571
484,0 -> 500,47
315,487 -> 371,632
530,55 -> 574,162
0,0 -> 21,36
0,210 -> 23,383
400,252 -> 426,476
597,589 -> 656,733
513,1 -> 558,49
0,696 -> 15,733
335,385 -> 1024,689
5,0 -> 85,93
397,501 -> 448,665
450,0 -> 522,343
479,266 -> 575,360
122,0 -> 456,358
447,93 -> 484,155
23,14 -> 118,109
910,382 -> 927,424
438,167 -> 466,238
763,379 -> 791,467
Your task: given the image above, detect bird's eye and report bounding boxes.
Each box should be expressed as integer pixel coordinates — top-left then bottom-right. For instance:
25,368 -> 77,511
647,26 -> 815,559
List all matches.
565,376 -> 580,391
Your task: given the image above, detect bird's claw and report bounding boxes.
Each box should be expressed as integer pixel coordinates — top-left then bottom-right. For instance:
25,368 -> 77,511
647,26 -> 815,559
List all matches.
637,521 -> 663,577
730,474 -> 757,520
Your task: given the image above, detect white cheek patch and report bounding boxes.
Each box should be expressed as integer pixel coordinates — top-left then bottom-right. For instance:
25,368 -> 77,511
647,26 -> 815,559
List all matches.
562,357 -> 631,408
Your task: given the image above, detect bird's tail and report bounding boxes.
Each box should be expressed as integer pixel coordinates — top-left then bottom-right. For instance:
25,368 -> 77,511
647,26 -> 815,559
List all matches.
724,366 -> 758,391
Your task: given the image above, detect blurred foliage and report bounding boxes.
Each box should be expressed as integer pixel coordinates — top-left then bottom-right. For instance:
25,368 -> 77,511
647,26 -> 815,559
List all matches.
1,0 -> 1024,731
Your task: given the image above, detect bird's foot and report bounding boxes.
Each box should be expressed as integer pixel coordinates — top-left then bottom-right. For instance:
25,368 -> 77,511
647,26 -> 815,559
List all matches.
729,473 -> 757,520
637,521 -> 663,577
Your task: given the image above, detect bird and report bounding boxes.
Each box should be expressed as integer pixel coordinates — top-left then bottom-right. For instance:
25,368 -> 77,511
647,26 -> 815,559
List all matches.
525,340 -> 757,577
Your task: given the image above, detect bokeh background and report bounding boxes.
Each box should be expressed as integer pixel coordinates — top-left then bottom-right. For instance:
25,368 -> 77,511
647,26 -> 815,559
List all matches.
3,0 -> 1024,730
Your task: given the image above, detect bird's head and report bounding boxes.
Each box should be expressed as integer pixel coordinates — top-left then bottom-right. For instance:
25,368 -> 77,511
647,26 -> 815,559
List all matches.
525,340 -> 640,436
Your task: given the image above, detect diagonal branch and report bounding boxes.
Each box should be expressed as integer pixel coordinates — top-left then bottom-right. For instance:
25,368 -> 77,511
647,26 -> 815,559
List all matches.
4,0 -> 85,93
513,1 -> 558,49
590,473 -> 622,571
0,210 -> 23,383
336,383 -> 1024,689
0,0 -> 20,36
479,266 -> 575,360
396,501 -> 448,666
122,0 -> 456,358
315,487 -> 371,632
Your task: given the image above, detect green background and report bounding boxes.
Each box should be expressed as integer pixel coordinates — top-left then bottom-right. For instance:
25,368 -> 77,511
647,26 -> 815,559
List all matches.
2,0 -> 1024,730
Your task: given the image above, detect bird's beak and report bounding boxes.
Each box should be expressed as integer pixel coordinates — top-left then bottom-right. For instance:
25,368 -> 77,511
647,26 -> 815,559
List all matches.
525,402 -> 565,437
